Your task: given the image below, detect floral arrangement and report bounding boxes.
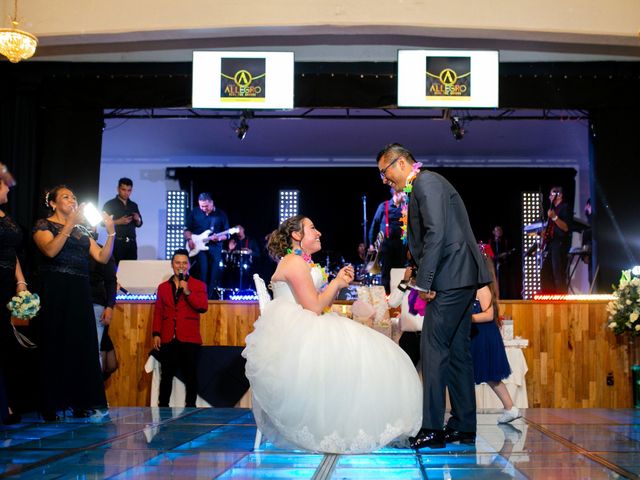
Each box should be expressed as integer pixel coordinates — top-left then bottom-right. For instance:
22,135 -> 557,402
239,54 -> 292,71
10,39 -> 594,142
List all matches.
606,270 -> 640,336
6,290 -> 41,320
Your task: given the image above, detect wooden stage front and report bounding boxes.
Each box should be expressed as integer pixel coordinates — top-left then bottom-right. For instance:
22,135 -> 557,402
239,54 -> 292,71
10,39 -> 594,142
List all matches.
105,300 -> 636,409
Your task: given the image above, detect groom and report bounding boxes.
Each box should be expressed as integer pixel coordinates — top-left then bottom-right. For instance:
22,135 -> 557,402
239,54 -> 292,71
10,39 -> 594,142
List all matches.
376,143 -> 491,449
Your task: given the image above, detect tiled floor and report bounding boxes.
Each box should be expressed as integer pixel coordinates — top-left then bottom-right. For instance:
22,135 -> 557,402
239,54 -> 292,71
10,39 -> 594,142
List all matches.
1,407 -> 638,479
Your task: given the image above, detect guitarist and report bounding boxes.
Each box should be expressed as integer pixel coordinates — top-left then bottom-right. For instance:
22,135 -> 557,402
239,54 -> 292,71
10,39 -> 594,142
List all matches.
368,189 -> 407,293
540,186 -> 571,293
183,193 -> 230,299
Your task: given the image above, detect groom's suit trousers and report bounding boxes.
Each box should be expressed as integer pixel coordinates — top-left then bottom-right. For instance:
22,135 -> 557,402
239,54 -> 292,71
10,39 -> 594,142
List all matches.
420,285 -> 477,432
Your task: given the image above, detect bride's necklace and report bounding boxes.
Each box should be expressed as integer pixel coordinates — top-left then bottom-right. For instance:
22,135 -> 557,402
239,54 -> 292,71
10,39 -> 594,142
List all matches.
400,162 -> 423,243
287,248 -> 328,285
287,248 -> 312,263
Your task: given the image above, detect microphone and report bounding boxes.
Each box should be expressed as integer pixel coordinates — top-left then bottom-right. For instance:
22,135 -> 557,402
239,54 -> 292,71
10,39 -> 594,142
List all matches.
177,269 -> 185,297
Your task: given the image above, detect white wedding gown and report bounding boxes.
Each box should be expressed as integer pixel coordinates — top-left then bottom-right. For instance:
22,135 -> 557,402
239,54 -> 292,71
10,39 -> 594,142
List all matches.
242,266 -> 422,453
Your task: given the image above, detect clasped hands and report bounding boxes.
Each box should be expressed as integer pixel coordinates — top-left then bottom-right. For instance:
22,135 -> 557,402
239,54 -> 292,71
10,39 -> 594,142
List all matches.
69,203 -> 115,234
115,212 -> 141,225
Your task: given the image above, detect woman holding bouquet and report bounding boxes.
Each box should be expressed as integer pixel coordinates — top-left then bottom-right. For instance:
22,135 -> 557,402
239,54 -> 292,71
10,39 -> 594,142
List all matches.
0,163 -> 28,425
33,185 -> 115,421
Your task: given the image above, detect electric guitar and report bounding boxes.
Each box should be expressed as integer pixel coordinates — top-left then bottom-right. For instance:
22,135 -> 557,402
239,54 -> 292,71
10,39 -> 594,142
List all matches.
186,226 -> 240,257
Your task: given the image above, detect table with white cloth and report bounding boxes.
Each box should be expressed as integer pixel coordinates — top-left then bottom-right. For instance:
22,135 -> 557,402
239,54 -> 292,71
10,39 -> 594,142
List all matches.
475,338 -> 529,409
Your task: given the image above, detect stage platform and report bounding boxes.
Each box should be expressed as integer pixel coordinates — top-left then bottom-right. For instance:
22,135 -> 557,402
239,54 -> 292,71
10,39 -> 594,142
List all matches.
1,407 -> 639,479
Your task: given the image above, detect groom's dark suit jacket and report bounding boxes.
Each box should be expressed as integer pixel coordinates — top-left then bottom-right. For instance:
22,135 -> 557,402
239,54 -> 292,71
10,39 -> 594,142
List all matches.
407,169 -> 491,292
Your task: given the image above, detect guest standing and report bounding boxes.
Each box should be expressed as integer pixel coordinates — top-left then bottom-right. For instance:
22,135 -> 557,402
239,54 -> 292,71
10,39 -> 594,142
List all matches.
387,266 -> 424,367
102,177 -> 142,265
33,186 -> 115,420
0,164 -> 27,425
89,234 -> 117,369
471,253 -> 521,424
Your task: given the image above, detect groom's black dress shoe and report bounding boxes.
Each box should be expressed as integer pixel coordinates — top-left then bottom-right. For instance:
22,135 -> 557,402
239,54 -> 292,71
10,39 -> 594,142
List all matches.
443,426 -> 476,445
409,428 -> 446,449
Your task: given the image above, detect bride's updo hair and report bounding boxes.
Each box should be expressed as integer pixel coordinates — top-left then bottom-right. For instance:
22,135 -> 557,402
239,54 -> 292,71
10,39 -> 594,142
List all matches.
267,215 -> 307,261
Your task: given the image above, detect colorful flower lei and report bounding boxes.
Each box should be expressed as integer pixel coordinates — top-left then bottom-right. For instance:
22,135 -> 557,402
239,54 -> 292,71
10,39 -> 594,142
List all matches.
287,248 -> 329,285
400,162 -> 423,243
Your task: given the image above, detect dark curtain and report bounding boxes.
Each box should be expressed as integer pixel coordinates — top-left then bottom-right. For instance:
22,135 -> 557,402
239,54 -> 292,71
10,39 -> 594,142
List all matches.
590,109 -> 640,291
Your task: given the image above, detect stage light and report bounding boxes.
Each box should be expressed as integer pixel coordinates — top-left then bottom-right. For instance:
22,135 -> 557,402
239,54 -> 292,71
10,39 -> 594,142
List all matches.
164,190 -> 187,259
279,190 -> 300,224
450,116 -> 465,140
234,110 -> 253,141
235,117 -> 249,140
522,192 -> 543,299
632,266 -> 640,276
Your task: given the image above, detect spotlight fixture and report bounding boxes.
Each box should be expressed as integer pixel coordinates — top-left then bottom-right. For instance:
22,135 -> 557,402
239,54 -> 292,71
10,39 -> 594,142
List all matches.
450,116 -> 465,140
234,110 -> 253,141
235,118 -> 249,140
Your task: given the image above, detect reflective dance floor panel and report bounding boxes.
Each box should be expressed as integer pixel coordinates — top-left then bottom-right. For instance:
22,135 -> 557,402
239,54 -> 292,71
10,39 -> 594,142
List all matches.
1,407 -> 639,479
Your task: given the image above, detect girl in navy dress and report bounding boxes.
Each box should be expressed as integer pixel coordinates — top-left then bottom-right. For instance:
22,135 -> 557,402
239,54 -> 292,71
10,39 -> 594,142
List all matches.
470,252 -> 521,424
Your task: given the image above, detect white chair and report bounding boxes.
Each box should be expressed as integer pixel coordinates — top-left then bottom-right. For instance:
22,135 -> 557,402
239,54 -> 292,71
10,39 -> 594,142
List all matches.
253,273 -> 271,312
251,274 -> 271,450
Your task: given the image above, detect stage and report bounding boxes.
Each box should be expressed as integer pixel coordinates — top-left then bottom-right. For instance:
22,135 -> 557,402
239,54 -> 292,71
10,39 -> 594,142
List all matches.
100,299 -> 634,409
0,407 -> 638,479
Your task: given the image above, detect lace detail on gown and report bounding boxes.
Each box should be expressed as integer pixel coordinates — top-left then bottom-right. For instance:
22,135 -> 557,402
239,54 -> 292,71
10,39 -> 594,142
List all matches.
33,219 -> 91,277
243,265 -> 422,453
0,215 -> 21,271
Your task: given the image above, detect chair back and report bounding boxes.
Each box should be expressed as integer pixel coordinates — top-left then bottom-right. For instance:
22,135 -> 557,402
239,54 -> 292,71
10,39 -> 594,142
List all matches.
253,274 -> 271,313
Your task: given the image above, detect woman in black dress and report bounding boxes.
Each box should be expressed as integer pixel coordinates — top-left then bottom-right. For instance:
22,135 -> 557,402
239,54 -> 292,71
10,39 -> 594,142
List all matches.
0,164 -> 28,425
33,185 -> 115,420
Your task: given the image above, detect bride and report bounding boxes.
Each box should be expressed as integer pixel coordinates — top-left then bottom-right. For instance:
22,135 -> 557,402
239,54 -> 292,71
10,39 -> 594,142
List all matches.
243,215 -> 422,453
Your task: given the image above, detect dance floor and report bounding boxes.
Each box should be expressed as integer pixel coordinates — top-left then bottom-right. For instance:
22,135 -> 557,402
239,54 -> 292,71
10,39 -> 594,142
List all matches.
1,407 -> 639,479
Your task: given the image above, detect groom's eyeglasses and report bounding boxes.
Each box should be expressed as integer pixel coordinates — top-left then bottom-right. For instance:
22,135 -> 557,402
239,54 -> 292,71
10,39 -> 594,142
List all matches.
379,156 -> 402,179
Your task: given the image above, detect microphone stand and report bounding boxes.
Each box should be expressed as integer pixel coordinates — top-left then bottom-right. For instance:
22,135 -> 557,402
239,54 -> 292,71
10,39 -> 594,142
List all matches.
362,195 -> 367,252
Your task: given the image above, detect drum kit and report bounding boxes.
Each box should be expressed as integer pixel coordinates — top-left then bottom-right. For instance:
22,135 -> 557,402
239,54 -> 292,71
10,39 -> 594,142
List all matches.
220,248 -> 254,291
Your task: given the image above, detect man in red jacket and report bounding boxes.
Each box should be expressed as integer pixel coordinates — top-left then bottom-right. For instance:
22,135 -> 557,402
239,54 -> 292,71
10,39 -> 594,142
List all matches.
153,249 -> 208,407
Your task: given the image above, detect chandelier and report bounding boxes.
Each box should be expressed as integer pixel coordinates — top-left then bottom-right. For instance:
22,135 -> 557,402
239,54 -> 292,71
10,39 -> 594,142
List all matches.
0,0 -> 38,63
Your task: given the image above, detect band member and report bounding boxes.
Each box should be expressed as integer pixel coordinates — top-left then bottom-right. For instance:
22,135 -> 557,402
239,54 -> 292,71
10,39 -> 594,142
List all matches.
102,177 -> 142,265
225,225 -> 260,290
152,249 -> 208,407
540,186 -> 571,293
184,193 -> 230,299
368,189 -> 406,293
488,225 -> 516,299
